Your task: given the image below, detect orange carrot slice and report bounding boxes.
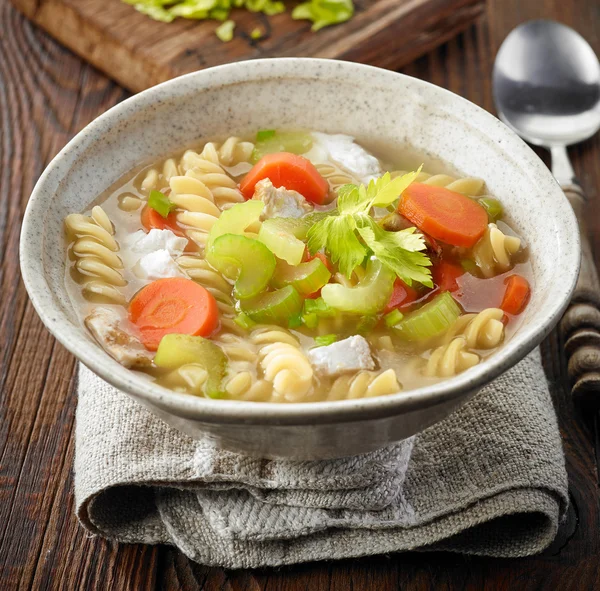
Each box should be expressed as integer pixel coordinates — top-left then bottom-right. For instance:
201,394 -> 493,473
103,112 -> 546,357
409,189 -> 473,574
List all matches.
500,274 -> 530,315
239,152 -> 329,204
399,183 -> 488,248
129,277 -> 219,351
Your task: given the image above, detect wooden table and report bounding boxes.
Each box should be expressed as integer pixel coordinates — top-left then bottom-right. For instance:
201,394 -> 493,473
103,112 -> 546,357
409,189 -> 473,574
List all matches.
1,0 -> 599,588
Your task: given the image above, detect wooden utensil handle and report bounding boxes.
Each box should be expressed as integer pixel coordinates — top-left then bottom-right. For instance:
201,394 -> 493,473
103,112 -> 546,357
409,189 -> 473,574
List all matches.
560,184 -> 600,407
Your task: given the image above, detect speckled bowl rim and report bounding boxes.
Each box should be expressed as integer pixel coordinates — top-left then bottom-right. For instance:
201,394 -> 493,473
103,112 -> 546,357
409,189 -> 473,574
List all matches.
20,58 -> 580,426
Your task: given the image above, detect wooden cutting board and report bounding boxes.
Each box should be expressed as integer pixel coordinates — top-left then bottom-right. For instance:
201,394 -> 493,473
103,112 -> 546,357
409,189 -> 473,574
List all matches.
10,0 -> 485,93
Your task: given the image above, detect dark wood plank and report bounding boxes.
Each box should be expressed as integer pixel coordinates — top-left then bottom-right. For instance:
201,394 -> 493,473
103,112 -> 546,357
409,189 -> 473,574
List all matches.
0,0 -> 599,589
8,0 -> 485,94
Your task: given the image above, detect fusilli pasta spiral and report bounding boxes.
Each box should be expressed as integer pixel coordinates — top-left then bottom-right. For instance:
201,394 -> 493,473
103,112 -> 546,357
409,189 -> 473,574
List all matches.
424,337 -> 480,377
328,369 -> 401,400
65,206 -> 127,305
169,175 -> 221,249
445,308 -> 505,349
315,163 -> 358,192
391,170 -> 485,196
250,327 -> 314,401
473,223 -> 521,277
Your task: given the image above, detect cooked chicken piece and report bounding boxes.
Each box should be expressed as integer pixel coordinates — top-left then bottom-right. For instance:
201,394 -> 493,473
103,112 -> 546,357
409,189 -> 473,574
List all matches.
85,307 -> 153,369
252,178 -> 312,219
308,335 -> 376,377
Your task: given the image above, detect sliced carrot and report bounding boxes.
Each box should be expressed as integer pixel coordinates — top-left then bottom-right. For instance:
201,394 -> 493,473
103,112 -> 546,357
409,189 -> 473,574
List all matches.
384,279 -> 420,313
431,261 -> 465,293
141,206 -> 195,252
239,152 -> 329,204
129,277 -> 219,351
500,274 -> 530,315
399,183 -> 488,248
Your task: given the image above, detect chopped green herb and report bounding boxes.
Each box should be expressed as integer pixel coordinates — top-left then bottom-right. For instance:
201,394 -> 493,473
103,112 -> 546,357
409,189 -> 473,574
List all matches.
384,309 -> 404,327
215,20 -> 235,42
313,334 -> 338,347
256,129 -> 276,142
307,169 -> 433,286
148,190 -> 176,218
250,27 -> 263,39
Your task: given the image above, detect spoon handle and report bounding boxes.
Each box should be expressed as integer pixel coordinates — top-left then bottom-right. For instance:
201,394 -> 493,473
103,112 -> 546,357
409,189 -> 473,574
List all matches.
560,183 -> 600,407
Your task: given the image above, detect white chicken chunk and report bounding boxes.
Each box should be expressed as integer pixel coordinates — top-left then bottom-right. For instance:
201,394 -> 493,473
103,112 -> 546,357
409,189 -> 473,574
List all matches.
312,133 -> 382,182
85,307 -> 153,369
136,249 -> 184,280
308,335 -> 376,377
127,228 -> 187,257
252,178 -> 312,219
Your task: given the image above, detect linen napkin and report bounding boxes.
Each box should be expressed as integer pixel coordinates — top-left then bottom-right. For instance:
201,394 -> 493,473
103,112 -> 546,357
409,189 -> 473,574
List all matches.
75,348 -> 568,569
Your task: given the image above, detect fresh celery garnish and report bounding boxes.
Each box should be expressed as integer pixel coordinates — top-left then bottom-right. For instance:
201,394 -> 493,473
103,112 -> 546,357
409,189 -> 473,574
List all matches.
394,292 -> 461,341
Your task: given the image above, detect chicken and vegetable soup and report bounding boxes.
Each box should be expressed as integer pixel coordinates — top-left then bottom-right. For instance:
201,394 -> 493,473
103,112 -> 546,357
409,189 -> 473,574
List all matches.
64,130 -> 532,402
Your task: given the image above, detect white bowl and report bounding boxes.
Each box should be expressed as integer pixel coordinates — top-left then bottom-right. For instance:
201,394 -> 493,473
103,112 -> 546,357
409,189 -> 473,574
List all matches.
20,59 -> 580,459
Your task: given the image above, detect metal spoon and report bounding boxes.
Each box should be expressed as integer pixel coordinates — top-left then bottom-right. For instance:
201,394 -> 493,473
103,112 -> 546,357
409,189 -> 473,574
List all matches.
493,19 -> 600,404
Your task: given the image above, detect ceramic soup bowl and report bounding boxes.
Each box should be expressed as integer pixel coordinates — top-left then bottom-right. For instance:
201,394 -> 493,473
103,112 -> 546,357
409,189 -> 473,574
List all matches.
20,59 -> 579,459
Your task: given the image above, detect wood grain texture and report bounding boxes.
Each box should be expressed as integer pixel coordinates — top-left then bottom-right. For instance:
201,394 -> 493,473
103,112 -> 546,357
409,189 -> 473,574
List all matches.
8,0 -> 485,93
1,0 -> 600,589
561,185 -> 600,406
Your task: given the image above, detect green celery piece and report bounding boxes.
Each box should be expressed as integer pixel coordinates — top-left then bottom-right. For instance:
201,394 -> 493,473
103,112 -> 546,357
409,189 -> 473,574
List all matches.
321,258 -> 395,315
301,296 -> 335,328
288,314 -> 303,329
356,315 -> 378,335
256,129 -> 276,141
240,286 -> 303,324
292,0 -> 354,31
258,219 -> 306,266
148,190 -> 176,218
313,334 -> 338,347
460,258 -> 479,275
479,197 -> 503,222
154,334 -> 227,398
272,258 -> 331,295
207,200 -> 264,249
384,308 -> 404,327
251,130 -> 313,163
394,292 -> 462,342
207,234 -> 276,298
215,19 -> 235,41
234,312 -> 256,330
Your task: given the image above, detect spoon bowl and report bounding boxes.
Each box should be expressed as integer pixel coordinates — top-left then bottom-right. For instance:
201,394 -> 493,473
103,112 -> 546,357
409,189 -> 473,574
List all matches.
493,19 -> 600,146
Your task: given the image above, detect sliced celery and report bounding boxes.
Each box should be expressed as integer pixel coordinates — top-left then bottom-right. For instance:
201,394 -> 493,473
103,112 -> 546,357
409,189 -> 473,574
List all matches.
479,197 -> 503,222
256,129 -> 276,141
313,334 -> 338,347
288,314 -> 303,329
154,334 -> 227,398
207,200 -> 264,250
394,292 -> 461,341
240,285 -> 303,324
234,312 -> 256,330
251,131 -> 313,163
384,309 -> 404,327
148,190 -> 176,218
207,234 -> 275,298
356,315 -> 378,335
460,258 -> 479,275
301,296 -> 335,328
258,219 -> 306,266
272,258 -> 331,295
321,258 -> 395,315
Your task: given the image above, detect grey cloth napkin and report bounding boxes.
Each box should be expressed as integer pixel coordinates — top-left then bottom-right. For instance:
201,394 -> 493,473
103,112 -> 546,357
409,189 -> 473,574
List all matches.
75,348 -> 568,569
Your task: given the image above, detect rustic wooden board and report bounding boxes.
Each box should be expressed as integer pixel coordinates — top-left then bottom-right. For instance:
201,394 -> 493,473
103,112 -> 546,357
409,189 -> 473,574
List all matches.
9,0 -> 485,93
